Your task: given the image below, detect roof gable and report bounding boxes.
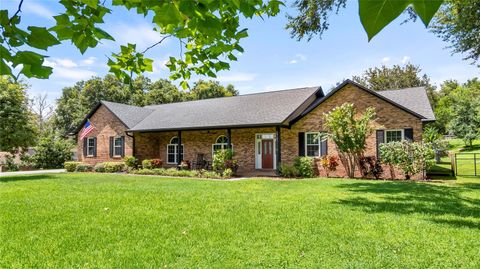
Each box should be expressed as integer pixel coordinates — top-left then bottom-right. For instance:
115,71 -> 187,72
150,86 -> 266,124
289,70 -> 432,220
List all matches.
291,80 -> 428,125
377,87 -> 435,121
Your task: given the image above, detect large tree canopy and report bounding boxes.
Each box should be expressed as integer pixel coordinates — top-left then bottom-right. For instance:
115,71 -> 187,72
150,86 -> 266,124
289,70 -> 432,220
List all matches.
0,77 -> 37,152
430,0 -> 480,66
1,0 -> 447,85
52,75 -> 238,135
352,63 -> 437,106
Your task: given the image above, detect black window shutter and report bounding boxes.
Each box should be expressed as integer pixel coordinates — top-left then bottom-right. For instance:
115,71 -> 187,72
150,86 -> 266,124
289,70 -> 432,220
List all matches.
404,128 -> 414,141
376,130 -> 385,159
83,138 -> 87,157
121,136 -> 125,157
298,132 -> 305,156
321,138 -> 328,156
93,137 -> 97,157
109,137 -> 114,158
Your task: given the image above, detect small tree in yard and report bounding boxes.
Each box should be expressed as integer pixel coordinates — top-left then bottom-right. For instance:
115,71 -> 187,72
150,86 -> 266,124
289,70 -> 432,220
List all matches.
323,103 -> 376,178
380,141 -> 434,180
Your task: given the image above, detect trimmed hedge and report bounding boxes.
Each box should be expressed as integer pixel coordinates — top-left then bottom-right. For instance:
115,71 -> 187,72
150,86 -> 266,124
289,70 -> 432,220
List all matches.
103,162 -> 126,173
131,168 -> 223,179
64,162 -> 83,172
76,163 -> 93,172
94,163 -> 106,173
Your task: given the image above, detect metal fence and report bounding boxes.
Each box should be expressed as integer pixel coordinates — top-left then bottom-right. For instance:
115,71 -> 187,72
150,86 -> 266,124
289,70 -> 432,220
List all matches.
454,153 -> 480,176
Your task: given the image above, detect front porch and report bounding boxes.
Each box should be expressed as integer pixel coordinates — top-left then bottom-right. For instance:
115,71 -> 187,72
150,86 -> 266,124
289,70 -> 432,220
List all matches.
132,126 -> 283,174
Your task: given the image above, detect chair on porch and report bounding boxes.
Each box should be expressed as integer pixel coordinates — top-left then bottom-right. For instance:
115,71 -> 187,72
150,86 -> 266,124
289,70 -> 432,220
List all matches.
192,153 -> 206,170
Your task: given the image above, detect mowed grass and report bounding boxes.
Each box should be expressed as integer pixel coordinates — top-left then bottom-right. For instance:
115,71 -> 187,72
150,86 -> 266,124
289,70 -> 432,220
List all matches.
1,174 -> 480,268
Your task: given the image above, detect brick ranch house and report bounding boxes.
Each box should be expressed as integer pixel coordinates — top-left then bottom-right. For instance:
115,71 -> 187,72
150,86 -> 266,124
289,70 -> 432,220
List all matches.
74,80 -> 435,178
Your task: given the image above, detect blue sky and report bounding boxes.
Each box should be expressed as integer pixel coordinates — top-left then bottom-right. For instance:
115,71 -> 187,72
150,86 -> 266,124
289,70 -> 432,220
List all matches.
5,0 -> 479,104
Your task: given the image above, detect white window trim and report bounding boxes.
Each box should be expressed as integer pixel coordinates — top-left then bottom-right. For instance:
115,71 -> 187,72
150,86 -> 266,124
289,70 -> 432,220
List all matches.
166,137 -> 184,164
86,137 -> 95,157
385,129 -> 404,143
212,135 -> 233,157
113,136 -> 123,157
305,132 -> 326,157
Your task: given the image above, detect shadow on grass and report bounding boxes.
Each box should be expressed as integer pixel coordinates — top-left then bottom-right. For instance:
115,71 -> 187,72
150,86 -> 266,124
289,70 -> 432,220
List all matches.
336,181 -> 480,229
0,174 -> 57,183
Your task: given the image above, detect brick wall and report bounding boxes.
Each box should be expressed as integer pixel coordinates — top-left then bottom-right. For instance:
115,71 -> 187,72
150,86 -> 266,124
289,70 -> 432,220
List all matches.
77,105 -> 132,164
280,84 -> 424,179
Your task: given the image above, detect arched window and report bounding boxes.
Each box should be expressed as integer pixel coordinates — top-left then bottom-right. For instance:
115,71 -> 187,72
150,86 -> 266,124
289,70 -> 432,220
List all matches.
167,136 -> 183,164
212,135 -> 232,156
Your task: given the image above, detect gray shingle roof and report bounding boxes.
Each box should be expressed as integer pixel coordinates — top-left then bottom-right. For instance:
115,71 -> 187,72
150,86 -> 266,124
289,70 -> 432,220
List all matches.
101,101 -> 154,128
130,87 -> 320,131
377,87 -> 435,121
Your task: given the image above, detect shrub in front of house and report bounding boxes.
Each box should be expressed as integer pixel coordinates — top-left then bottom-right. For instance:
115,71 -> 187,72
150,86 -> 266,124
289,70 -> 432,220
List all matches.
94,163 -> 106,173
64,161 -> 83,172
279,164 -> 299,178
75,163 -> 93,172
318,155 -> 340,177
358,156 -> 383,179
132,168 -> 223,179
123,156 -> 138,169
142,159 -> 163,169
380,141 -> 434,180
294,157 -> 315,178
103,162 -> 126,173
212,149 -> 238,177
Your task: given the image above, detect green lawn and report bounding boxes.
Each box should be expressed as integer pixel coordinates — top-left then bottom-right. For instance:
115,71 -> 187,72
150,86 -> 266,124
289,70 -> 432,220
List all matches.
1,173 -> 480,268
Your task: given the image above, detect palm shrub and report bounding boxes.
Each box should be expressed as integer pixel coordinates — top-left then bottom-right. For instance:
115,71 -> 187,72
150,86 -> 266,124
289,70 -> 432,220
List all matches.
323,103 -> 376,178
422,126 -> 449,163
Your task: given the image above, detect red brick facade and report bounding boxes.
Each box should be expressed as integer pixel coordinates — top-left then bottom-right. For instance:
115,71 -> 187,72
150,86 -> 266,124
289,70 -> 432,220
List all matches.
78,84 -> 425,179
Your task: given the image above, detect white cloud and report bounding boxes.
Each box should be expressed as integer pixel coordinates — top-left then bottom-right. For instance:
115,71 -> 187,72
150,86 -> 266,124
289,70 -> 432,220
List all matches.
110,23 -> 166,49
381,57 -> 391,64
81,57 -> 97,65
24,2 -> 55,20
287,53 -> 307,64
53,67 -> 96,80
401,56 -> 411,64
216,72 -> 257,82
43,58 -> 78,68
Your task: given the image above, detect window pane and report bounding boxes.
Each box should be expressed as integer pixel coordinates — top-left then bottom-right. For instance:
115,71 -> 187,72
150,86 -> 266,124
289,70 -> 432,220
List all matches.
307,133 -> 319,145
170,137 -> 178,144
167,153 -> 176,163
386,130 -> 402,143
306,145 -> 319,157
216,136 -> 228,143
167,145 -> 176,154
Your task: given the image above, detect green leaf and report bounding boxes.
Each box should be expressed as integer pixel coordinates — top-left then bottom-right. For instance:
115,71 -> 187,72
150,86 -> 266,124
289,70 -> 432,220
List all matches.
412,0 -> 443,27
180,80 -> 189,89
79,0 -> 98,9
153,3 -> 183,26
235,28 -> 249,39
359,0 -> 410,41
13,51 -> 44,66
0,59 -> 12,76
27,26 -> 60,50
93,27 -> 115,41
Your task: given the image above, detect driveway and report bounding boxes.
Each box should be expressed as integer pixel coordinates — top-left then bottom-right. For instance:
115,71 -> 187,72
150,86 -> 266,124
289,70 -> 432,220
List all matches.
0,169 -> 65,177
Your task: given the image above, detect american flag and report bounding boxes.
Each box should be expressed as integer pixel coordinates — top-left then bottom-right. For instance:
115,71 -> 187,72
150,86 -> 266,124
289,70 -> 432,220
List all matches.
80,119 -> 94,140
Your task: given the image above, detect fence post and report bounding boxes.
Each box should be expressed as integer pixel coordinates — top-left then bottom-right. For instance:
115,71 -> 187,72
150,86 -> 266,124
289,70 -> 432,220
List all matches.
475,153 -> 477,176
455,153 -> 458,176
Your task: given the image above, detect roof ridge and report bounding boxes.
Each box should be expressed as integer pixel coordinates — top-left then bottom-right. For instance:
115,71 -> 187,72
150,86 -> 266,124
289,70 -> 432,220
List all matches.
145,86 -> 320,108
380,86 -> 426,92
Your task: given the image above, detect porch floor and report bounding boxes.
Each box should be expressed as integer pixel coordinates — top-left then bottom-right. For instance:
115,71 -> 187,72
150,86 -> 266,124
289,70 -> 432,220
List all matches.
237,169 -> 277,178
